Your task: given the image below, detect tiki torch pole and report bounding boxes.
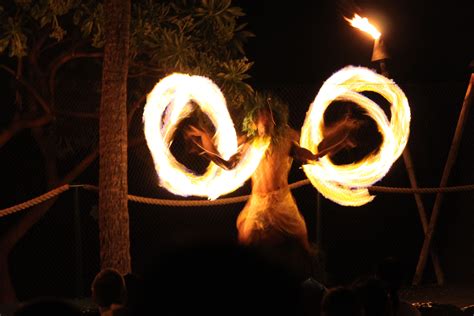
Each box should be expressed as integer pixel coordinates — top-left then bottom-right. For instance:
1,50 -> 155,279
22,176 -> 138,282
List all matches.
371,38 -> 389,76
413,64 -> 474,285
371,35 -> 445,285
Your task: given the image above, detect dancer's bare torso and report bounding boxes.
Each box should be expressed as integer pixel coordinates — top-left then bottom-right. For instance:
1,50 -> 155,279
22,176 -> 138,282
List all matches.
185,119 -> 357,248
250,128 -> 298,195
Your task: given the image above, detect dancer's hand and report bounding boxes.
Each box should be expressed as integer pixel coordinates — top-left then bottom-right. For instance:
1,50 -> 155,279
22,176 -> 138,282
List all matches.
227,152 -> 241,169
317,116 -> 360,157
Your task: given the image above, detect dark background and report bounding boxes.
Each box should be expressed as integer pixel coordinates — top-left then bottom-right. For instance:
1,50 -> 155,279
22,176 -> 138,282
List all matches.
240,0 -> 473,85
234,0 -> 474,285
2,0 -> 474,300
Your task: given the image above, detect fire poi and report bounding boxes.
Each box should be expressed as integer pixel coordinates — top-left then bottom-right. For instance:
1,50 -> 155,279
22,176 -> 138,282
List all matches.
143,67 -> 410,207
301,66 -> 410,206
143,73 -> 270,200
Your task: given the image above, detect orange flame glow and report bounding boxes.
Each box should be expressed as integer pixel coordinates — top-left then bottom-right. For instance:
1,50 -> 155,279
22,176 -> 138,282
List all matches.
345,14 -> 381,40
301,66 -> 410,206
143,69 -> 410,206
143,73 -> 270,200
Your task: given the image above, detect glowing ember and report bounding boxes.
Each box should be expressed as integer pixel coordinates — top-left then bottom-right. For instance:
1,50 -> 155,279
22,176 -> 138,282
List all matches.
345,14 -> 381,40
143,73 -> 270,200
300,66 -> 410,206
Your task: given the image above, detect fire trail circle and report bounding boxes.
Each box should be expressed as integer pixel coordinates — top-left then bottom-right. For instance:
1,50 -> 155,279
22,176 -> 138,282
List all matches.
301,66 -> 411,206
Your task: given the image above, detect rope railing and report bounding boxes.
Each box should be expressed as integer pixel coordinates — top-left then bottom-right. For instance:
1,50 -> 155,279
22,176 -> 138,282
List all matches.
2,181 -> 474,217
0,184 -> 71,218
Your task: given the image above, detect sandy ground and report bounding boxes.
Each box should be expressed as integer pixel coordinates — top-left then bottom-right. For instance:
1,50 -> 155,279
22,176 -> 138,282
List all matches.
400,284 -> 474,308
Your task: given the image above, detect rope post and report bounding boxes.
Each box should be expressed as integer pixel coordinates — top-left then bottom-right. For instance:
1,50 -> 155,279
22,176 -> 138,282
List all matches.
73,186 -> 84,297
403,149 -> 444,285
316,191 -> 322,249
373,43 -> 444,285
413,71 -> 474,285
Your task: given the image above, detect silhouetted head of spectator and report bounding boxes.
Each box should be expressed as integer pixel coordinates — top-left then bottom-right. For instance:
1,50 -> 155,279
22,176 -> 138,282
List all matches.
321,286 -> 363,316
123,272 -> 144,315
375,256 -> 404,312
14,297 -> 82,316
376,256 -> 403,291
353,276 -> 392,316
91,268 -> 126,310
299,277 -> 327,316
142,242 -> 300,316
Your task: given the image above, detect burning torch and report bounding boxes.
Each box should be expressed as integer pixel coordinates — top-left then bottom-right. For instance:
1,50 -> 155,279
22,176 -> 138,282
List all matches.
345,14 -> 389,76
345,13 -> 445,285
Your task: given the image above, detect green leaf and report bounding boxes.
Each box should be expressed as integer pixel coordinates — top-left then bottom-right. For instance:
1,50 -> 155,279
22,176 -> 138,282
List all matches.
73,9 -> 82,25
10,31 -> 27,57
227,6 -> 244,17
30,1 -> 49,20
239,30 -> 255,38
14,0 -> 32,9
50,25 -> 66,41
235,22 -> 248,32
39,15 -> 50,27
0,37 -> 10,53
82,20 -> 93,36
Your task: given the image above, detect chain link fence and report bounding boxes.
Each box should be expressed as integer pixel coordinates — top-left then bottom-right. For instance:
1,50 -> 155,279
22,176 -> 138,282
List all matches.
1,77 -> 473,300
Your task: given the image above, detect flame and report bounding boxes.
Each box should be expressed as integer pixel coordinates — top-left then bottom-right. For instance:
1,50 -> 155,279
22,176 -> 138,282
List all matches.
143,69 -> 410,206
300,66 -> 410,206
143,73 -> 270,200
345,14 -> 381,40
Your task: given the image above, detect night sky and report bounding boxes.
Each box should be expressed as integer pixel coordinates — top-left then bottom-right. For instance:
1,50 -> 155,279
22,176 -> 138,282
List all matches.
233,0 -> 474,285
238,0 -> 474,85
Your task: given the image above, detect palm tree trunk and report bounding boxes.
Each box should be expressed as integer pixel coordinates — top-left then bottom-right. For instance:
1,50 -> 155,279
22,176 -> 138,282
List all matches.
98,0 -> 131,272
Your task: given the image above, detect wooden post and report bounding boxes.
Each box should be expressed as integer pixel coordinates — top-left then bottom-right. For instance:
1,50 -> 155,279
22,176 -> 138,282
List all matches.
402,149 -> 444,285
413,72 -> 474,285
316,191 -> 322,249
375,48 -> 445,284
73,187 -> 84,297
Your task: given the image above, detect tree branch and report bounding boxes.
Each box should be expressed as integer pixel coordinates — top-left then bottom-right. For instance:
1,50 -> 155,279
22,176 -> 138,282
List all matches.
27,28 -> 51,78
15,58 -> 24,111
57,110 -> 99,119
22,115 -> 53,129
49,51 -> 103,109
0,151 -> 97,254
128,61 -> 163,76
39,35 -> 74,56
33,27 -> 51,58
0,114 -> 53,149
127,94 -> 147,129
0,65 -> 52,115
127,70 -> 157,78
0,135 -> 144,252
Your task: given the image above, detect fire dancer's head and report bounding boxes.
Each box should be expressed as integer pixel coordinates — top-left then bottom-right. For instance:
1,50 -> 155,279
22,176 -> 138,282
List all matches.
242,91 -> 289,141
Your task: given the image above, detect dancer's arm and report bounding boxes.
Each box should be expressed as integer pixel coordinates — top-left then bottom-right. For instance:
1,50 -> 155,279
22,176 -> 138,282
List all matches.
291,141 -> 350,164
291,116 -> 360,164
289,129 -> 322,164
184,125 -> 242,170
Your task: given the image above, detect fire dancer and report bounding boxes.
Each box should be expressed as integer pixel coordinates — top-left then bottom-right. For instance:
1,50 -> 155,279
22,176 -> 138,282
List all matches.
185,92 -> 360,252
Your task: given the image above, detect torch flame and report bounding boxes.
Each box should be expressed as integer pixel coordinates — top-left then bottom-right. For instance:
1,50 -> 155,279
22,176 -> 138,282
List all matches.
345,14 -> 381,40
